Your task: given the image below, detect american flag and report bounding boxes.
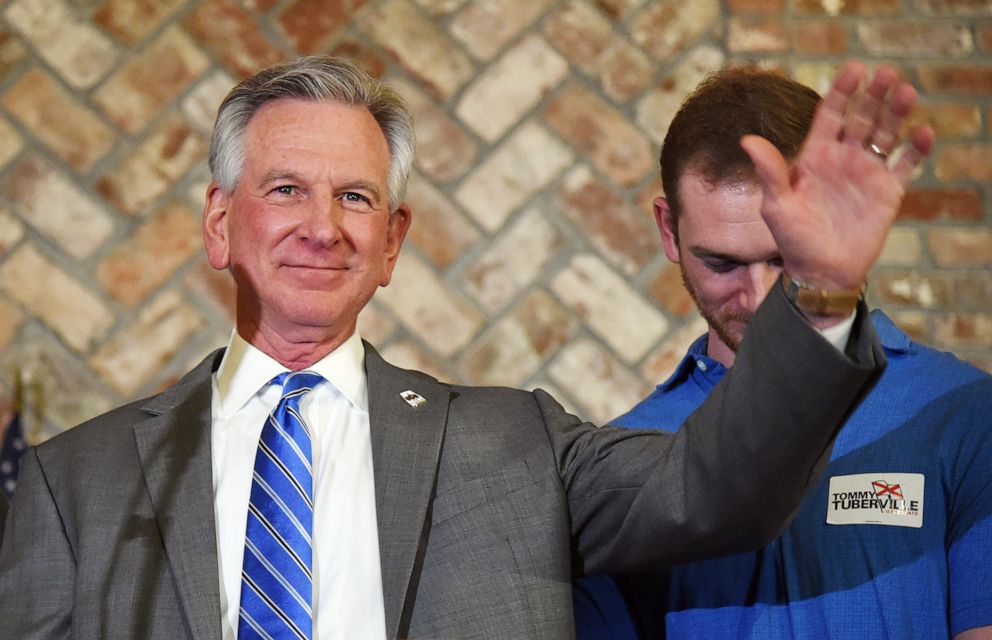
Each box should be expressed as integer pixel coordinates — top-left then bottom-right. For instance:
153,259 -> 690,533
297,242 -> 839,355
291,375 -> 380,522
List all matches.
0,411 -> 26,497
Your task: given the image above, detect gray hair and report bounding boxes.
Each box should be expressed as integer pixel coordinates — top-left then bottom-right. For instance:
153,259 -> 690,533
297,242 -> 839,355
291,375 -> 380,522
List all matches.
208,55 -> 416,212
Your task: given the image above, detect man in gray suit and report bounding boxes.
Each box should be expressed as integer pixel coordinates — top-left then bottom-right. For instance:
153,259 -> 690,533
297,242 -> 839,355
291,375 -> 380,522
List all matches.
0,56 -> 932,639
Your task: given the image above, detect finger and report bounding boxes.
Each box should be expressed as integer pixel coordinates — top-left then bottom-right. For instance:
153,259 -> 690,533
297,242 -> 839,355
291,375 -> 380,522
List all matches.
890,124 -> 935,184
808,61 -> 866,144
842,65 -> 899,145
870,81 -> 918,156
740,134 -> 791,219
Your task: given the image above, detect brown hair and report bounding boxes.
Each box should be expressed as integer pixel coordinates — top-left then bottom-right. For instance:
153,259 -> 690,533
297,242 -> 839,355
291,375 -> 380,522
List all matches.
660,67 -> 821,234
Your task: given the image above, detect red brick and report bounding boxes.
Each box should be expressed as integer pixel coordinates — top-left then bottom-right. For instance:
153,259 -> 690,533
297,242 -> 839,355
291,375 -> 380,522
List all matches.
96,115 -> 207,215
544,0 -> 611,67
598,42 -> 655,102
871,270 -> 952,309
464,207 -> 569,311
630,0 -> 720,61
460,290 -> 577,386
3,156 -> 114,259
591,0 -> 643,20
556,166 -> 660,276
918,64 -> 992,95
356,302 -> 397,346
898,188 -> 983,221
857,21 -> 972,57
0,28 -> 28,83
637,176 -> 665,215
414,0 -> 464,17
277,0 -> 371,54
451,0 -> 553,61
93,27 -> 209,134
727,16 -> 788,53
97,202 -> 203,307
918,0 -> 992,14
544,82 -> 654,187
551,253 -> 668,363
950,270 -> 992,311
962,352 -> 992,375
455,122 -> 573,231
547,337 -> 650,423
329,38 -> 390,78
928,228 -> 992,267
360,0 -> 475,101
788,20 -> 848,55
93,0 -> 185,47
888,310 -> 928,342
640,316 -> 708,383
6,0 -> 118,90
934,313 -> 992,348
184,258 -> 237,323
903,102 -> 982,139
381,340 -> 456,385
393,79 -> 477,183
403,174 -> 480,269
728,0 -> 785,10
935,144 -> 992,181
0,208 -> 24,257
635,46 -> 726,144
543,0 -> 654,101
182,0 -> 285,78
649,263 -> 697,317
792,0 -> 900,14
2,68 -> 116,173
456,36 -> 568,142
978,23 -> 992,53
90,291 -> 206,396
0,297 -> 23,353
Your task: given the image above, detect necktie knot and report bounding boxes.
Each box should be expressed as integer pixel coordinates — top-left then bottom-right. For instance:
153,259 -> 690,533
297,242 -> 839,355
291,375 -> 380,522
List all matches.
273,370 -> 325,403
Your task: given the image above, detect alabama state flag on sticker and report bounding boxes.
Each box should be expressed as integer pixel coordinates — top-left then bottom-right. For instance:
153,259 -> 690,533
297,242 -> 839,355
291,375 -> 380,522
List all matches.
826,473 -> 924,528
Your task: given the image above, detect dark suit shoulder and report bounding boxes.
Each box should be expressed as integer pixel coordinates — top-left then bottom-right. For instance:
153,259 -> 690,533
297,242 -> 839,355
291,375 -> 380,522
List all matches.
33,349 -> 221,479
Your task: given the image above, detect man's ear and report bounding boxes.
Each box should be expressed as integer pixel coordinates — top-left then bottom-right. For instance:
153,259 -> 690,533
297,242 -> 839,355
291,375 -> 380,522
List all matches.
654,196 -> 681,264
379,203 -> 413,287
203,183 -> 232,270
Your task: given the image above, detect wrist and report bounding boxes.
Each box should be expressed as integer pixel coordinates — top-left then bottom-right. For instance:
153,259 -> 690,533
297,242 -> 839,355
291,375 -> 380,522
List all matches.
781,272 -> 865,321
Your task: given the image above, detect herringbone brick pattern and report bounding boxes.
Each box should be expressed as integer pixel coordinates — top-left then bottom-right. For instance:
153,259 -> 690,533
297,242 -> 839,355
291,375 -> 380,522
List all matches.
0,0 -> 989,439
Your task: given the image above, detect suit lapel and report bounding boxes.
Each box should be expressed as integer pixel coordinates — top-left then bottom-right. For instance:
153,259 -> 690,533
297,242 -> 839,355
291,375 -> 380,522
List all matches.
133,350 -> 224,640
365,343 -> 449,638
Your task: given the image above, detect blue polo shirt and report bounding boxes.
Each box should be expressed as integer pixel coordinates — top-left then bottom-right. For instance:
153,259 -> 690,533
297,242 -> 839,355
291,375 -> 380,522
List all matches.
574,310 -> 992,639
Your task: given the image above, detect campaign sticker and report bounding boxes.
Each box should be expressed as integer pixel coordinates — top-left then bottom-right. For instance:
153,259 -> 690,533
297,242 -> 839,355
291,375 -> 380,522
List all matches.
826,473 -> 924,528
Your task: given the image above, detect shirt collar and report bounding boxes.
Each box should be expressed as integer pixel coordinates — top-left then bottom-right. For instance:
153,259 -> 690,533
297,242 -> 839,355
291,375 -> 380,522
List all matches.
870,308 -> 912,354
214,329 -> 368,418
660,309 -> 913,394
659,333 -> 724,391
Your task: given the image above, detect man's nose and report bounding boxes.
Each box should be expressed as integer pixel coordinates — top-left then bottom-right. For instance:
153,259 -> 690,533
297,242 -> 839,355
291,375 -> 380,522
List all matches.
740,263 -> 781,311
300,196 -> 344,246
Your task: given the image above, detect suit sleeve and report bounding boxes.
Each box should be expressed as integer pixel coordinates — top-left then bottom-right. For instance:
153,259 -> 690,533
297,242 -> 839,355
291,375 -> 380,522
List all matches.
0,447 -> 74,639
549,282 -> 886,575
0,491 -> 7,538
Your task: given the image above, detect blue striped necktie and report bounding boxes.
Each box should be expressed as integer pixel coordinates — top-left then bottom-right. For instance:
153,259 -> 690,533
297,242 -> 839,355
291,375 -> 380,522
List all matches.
238,371 -> 324,640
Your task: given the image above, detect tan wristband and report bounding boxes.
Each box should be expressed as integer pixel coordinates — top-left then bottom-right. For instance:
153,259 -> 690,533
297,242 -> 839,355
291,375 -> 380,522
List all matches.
781,273 -> 865,317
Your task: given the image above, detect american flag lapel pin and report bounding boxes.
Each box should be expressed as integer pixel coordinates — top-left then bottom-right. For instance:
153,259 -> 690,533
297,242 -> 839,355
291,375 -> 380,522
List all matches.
400,390 -> 427,408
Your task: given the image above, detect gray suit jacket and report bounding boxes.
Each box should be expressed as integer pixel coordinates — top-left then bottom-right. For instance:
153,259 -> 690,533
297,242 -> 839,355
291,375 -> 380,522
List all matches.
0,286 -> 883,639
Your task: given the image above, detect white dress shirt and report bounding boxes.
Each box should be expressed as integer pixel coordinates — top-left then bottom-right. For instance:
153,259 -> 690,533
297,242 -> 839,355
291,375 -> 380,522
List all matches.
211,330 -> 386,640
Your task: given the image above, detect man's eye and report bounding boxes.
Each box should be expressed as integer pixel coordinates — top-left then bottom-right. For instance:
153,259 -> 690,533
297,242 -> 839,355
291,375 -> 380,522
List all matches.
342,192 -> 372,205
706,262 -> 738,273
272,185 -> 296,195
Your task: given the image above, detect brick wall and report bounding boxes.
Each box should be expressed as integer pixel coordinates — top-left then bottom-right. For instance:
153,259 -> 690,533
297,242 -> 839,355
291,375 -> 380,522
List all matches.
0,0 -> 989,438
